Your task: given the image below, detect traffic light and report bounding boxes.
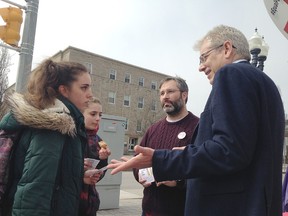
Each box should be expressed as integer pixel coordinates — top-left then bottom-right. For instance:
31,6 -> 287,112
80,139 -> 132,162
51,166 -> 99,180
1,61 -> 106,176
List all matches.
0,6 -> 23,47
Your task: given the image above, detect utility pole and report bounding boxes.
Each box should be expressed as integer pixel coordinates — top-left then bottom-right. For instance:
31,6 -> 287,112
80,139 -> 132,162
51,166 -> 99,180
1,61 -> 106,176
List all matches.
0,0 -> 39,93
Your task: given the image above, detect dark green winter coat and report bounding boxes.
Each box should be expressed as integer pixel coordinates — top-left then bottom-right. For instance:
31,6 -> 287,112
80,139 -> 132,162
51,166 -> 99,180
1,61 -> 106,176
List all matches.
0,93 -> 87,216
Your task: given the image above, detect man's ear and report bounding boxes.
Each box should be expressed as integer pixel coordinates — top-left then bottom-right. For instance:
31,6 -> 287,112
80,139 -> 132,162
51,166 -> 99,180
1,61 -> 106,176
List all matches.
58,85 -> 68,97
182,91 -> 188,101
224,41 -> 234,57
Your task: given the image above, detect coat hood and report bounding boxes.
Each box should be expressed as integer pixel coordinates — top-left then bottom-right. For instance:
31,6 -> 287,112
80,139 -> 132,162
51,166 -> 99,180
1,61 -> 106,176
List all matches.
2,93 -> 76,136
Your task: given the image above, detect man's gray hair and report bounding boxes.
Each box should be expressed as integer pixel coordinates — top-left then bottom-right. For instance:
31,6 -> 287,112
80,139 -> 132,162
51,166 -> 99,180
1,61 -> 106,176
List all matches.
193,25 -> 251,61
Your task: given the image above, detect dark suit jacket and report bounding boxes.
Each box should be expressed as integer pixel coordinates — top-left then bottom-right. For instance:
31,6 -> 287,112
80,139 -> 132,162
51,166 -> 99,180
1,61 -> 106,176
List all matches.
153,62 -> 285,216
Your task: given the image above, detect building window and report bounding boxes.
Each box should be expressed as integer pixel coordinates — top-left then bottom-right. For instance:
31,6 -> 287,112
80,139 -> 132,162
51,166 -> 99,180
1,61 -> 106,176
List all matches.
151,100 -> 156,111
123,95 -> 130,107
108,92 -> 116,104
124,73 -> 131,83
151,81 -> 157,90
110,69 -> 116,80
128,137 -> 138,151
84,62 -> 93,74
138,97 -> 144,109
136,120 -> 142,132
139,77 -> 144,87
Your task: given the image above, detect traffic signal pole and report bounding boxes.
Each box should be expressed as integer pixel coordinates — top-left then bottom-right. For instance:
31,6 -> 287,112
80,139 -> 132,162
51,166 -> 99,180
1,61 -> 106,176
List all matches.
0,0 -> 26,10
16,0 -> 39,93
0,0 -> 39,93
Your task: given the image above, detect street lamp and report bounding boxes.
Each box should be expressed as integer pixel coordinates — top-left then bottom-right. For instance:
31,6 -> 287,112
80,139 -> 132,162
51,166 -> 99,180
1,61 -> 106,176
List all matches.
257,37 -> 269,71
248,28 -> 269,72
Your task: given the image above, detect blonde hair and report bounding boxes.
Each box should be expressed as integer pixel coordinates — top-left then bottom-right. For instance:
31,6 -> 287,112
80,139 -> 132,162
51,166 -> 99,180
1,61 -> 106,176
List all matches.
90,97 -> 101,105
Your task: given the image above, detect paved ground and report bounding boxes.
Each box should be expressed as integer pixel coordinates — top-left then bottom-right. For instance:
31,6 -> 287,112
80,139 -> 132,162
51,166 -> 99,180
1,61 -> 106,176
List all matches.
97,190 -> 142,216
97,171 -> 143,216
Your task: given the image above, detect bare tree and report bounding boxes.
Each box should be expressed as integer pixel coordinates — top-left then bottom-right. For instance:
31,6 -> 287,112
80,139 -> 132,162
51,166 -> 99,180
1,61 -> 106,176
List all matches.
0,45 -> 11,119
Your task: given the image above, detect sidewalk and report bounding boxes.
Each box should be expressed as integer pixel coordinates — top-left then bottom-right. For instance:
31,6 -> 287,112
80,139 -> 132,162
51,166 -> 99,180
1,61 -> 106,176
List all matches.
97,190 -> 142,216
97,156 -> 143,216
97,167 -> 143,216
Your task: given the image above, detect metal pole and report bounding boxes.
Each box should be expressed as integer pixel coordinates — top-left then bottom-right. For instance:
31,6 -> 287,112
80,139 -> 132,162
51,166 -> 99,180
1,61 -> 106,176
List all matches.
257,56 -> 267,72
250,48 -> 260,67
15,0 -> 39,93
0,0 -> 26,9
0,43 -> 20,52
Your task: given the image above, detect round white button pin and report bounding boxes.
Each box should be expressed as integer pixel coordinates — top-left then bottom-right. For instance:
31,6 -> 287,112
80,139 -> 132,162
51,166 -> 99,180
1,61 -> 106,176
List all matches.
177,131 -> 186,139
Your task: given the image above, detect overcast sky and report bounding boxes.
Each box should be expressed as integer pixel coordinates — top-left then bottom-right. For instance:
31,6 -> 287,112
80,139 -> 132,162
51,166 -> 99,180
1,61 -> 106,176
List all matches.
1,0 -> 288,117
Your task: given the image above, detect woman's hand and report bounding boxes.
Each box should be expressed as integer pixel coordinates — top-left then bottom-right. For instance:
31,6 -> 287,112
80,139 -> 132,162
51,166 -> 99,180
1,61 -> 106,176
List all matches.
83,169 -> 103,185
99,147 -> 111,160
84,159 -> 91,171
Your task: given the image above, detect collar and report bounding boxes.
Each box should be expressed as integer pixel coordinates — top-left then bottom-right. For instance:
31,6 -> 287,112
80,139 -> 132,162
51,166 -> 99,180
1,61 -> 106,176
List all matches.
233,59 -> 248,63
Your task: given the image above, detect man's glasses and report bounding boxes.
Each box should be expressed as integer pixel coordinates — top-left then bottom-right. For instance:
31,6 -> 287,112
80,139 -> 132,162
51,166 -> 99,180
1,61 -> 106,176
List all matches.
199,44 -> 223,65
199,44 -> 237,64
159,89 -> 181,96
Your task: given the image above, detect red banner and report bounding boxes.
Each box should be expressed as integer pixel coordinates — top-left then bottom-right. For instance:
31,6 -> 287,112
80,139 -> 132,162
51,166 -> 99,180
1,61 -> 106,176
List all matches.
284,22 -> 288,33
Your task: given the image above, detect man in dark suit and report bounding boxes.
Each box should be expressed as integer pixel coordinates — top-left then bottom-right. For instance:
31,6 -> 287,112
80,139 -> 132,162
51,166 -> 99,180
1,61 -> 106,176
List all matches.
108,25 -> 285,216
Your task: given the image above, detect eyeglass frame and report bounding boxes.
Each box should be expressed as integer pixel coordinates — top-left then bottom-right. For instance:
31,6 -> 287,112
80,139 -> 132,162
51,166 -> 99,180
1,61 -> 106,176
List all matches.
199,43 -> 236,65
159,89 -> 182,97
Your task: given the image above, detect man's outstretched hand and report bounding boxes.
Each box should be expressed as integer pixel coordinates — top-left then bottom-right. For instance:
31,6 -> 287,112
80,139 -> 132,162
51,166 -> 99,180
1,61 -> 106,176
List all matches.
107,145 -> 155,175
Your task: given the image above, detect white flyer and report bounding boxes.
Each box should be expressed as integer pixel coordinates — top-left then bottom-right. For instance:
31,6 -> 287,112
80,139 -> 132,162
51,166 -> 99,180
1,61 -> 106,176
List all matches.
139,167 -> 155,183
